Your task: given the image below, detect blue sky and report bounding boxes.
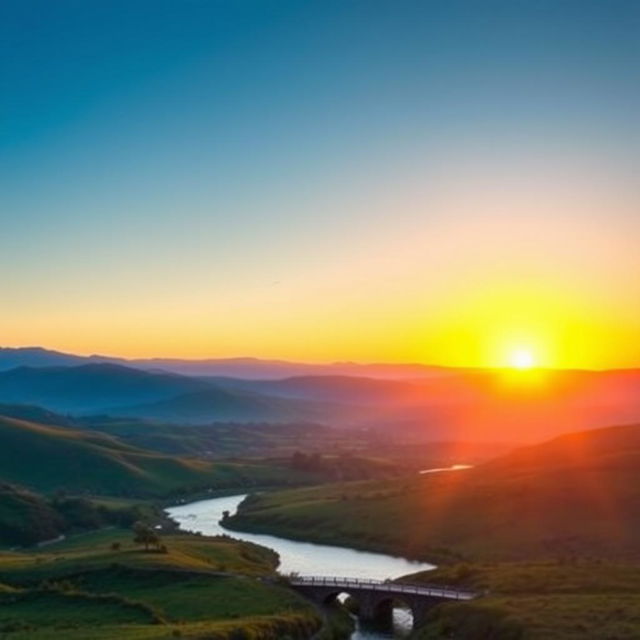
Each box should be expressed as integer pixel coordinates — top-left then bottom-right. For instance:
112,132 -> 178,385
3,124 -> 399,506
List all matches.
1,1 -> 639,365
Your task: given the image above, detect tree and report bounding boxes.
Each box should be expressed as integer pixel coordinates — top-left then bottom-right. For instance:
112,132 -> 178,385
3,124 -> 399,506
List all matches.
132,521 -> 160,551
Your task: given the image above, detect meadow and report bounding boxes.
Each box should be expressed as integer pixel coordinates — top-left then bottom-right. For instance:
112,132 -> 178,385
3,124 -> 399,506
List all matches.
407,562 -> 640,639
0,528 -> 323,639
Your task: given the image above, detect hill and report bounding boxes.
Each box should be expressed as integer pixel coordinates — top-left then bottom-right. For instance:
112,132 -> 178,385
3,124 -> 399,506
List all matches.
108,387 -> 351,424
227,422 -> 640,563
0,414 -> 316,497
207,369 -> 640,440
0,364 -> 342,424
0,364 -> 211,414
0,528 -> 321,639
0,484 -> 65,546
406,561 -> 640,640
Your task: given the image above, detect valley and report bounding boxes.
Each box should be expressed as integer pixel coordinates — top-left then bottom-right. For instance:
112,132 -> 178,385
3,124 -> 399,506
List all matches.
0,348 -> 638,638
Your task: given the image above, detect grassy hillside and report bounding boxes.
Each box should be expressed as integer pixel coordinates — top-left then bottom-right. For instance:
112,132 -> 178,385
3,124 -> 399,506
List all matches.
0,485 -> 65,546
82,418 -> 341,457
227,423 -> 640,563
0,529 -> 321,639
0,483 -> 163,548
0,414 -> 318,497
406,562 -> 640,640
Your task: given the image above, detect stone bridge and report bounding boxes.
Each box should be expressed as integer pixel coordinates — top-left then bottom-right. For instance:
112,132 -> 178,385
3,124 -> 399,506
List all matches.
289,575 -> 479,629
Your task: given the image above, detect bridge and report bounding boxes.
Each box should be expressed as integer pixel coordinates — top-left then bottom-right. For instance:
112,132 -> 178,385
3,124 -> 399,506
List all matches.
289,575 -> 479,629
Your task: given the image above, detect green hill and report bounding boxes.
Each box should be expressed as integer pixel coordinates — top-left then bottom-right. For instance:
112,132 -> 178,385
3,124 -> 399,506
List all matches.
0,529 -> 321,639
227,423 -> 640,563
406,562 -> 640,640
0,485 -> 64,546
0,415 -> 315,498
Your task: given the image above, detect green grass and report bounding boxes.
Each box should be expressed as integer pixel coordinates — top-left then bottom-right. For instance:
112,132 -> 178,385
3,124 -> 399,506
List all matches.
0,484 -> 65,546
228,425 -> 640,563
224,425 -> 640,638
0,415 -> 319,501
0,588 -> 157,628
79,570 -> 305,622
0,529 -> 279,580
0,529 -> 322,639
406,562 -> 640,640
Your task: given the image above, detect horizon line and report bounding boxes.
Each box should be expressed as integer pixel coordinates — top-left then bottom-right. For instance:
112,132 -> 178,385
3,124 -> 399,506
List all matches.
1,344 -> 638,374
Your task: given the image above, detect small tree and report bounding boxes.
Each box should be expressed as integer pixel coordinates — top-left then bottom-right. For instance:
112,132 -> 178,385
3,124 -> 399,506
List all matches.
132,521 -> 160,551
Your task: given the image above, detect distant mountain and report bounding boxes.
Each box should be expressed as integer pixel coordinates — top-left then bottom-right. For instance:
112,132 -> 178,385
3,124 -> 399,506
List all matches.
0,363 -> 211,414
107,387 -> 353,425
208,374 -> 424,404
204,369 -> 640,440
0,347 -> 91,370
0,363 -> 350,424
1,348 -> 639,439
126,357 -> 454,380
0,346 -> 451,379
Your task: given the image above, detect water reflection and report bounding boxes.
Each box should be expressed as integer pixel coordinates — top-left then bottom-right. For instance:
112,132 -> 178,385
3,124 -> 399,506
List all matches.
351,605 -> 413,639
167,494 -> 433,579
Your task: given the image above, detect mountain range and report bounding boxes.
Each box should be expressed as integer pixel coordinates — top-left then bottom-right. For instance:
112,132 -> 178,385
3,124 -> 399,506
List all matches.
0,346 -> 451,379
0,347 -> 639,441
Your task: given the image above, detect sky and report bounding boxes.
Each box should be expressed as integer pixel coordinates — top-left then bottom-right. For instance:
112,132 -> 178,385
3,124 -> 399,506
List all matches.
1,0 -> 639,368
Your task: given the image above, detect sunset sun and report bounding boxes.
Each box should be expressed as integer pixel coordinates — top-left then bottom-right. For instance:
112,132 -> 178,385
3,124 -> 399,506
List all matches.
509,348 -> 536,370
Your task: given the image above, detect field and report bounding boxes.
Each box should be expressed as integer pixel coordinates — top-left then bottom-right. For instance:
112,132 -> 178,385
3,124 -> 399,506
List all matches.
407,562 -> 640,640
0,529 -> 322,639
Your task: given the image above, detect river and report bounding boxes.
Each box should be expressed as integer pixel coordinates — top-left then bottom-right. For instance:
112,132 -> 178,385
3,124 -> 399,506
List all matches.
167,494 -> 434,639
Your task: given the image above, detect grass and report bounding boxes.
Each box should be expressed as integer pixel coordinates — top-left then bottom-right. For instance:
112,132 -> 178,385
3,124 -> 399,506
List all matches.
224,424 -> 640,638
406,562 -> 640,640
227,425 -> 640,563
0,415 -> 320,500
0,529 -> 322,639
0,529 -> 279,580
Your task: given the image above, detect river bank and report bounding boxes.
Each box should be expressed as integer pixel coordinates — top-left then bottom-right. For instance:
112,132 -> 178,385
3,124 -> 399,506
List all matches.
167,494 -> 434,639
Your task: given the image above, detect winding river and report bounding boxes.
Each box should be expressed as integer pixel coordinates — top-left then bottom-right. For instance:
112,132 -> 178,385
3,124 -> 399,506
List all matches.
167,494 -> 434,639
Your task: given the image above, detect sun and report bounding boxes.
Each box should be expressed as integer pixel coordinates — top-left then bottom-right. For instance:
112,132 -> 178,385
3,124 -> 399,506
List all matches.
509,348 -> 536,370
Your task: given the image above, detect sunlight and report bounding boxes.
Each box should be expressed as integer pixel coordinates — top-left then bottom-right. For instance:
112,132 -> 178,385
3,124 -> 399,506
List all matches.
509,348 -> 536,370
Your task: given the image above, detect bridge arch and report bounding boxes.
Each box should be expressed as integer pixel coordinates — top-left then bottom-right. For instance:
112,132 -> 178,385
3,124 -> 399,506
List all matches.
372,593 -> 414,622
373,592 -> 421,633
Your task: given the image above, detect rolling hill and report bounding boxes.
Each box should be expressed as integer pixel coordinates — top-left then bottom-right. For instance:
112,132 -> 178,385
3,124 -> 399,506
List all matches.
0,364 -> 343,423
206,369 -> 640,439
0,414 -> 315,497
0,483 -> 65,546
107,387 -> 351,424
227,422 -> 640,562
0,364 -> 210,414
